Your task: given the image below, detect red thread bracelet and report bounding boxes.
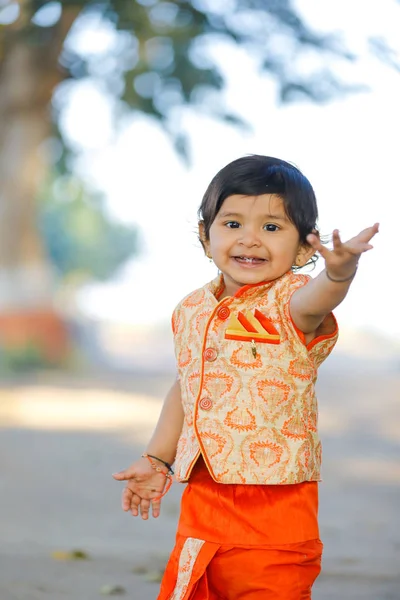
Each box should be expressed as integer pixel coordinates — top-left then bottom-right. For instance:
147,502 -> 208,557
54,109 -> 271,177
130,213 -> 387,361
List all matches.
142,452 -> 174,475
142,454 -> 173,501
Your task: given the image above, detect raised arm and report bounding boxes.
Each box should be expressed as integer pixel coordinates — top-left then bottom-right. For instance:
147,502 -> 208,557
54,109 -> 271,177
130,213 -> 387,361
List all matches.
290,223 -> 379,334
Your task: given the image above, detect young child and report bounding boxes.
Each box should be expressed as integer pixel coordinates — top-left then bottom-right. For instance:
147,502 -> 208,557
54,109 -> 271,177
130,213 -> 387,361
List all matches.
113,155 -> 379,599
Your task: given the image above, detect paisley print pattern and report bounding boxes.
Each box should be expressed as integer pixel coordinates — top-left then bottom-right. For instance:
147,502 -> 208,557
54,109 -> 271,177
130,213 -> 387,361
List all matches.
172,271 -> 338,484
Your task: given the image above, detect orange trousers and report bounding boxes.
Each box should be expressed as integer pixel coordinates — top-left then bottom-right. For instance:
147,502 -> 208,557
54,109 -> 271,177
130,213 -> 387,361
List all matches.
158,458 -> 323,599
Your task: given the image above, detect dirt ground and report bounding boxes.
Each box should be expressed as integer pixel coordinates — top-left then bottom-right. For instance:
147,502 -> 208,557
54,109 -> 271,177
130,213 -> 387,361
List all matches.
0,357 -> 399,600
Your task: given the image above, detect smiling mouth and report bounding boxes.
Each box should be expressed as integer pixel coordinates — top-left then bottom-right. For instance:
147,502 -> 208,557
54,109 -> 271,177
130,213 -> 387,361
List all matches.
234,256 -> 266,265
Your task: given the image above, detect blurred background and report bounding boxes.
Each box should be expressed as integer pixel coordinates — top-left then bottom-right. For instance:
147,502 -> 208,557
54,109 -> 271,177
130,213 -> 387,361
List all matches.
0,1 -> 399,599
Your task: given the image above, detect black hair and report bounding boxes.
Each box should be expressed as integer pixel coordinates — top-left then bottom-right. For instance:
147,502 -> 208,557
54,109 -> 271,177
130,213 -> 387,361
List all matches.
198,155 -> 319,269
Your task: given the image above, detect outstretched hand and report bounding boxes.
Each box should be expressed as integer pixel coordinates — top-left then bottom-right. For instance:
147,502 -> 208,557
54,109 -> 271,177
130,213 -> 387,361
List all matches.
306,223 -> 379,279
112,457 -> 168,520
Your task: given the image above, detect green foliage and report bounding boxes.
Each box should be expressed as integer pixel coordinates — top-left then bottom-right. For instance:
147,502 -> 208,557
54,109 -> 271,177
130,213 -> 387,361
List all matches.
2,1 -> 399,143
1,0 -> 398,285
38,176 -> 137,281
0,342 -> 59,372
1,1 -> 367,132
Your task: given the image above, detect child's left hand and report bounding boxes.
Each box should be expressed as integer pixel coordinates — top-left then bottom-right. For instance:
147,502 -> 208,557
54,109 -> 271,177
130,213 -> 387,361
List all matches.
306,223 -> 379,279
113,457 -> 169,519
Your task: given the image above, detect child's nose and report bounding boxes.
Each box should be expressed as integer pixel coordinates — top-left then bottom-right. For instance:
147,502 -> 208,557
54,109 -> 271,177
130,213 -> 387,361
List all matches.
239,227 -> 261,247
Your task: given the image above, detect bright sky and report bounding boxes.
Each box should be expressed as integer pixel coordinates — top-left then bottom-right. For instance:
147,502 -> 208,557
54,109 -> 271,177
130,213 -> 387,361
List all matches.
61,0 -> 399,343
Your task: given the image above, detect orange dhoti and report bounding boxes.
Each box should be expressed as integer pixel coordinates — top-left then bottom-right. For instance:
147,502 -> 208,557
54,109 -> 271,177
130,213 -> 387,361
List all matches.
158,457 -> 323,599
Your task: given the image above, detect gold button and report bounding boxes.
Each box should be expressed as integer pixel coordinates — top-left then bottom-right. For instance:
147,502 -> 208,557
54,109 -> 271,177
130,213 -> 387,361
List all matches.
217,306 -> 230,320
199,397 -> 213,410
203,347 -> 218,362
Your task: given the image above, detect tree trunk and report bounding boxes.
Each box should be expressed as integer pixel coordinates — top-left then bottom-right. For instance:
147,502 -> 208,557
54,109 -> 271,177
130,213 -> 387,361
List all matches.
0,10 -> 79,366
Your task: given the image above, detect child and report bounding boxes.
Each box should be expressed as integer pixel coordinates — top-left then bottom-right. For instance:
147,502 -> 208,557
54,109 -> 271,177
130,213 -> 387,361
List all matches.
113,155 -> 379,599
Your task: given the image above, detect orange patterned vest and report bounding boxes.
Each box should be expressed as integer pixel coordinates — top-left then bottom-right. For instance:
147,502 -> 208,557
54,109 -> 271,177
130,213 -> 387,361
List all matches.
172,271 -> 338,485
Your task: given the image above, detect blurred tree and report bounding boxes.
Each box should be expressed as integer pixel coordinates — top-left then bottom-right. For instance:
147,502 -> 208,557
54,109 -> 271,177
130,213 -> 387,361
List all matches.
39,177 -> 137,283
0,0 -> 397,366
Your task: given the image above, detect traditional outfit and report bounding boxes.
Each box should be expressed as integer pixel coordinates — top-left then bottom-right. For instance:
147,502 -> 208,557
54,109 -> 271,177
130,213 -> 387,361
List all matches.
158,271 -> 338,599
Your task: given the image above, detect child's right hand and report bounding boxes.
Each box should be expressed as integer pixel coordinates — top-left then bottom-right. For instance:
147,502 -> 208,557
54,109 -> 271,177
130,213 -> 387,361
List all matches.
112,457 -> 168,519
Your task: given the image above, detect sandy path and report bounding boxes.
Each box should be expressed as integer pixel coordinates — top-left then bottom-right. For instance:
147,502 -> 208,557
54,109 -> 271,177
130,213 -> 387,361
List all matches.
0,361 -> 399,599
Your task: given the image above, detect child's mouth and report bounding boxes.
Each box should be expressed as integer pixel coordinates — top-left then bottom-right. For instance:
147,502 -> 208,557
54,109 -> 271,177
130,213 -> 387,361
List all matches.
234,256 -> 266,265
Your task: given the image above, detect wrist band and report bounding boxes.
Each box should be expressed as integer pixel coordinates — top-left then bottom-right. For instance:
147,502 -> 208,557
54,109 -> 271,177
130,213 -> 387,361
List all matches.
142,453 -> 174,475
142,454 -> 173,501
325,267 -> 357,283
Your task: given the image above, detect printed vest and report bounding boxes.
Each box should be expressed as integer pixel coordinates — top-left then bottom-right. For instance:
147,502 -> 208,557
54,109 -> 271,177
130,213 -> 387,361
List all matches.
172,272 -> 338,485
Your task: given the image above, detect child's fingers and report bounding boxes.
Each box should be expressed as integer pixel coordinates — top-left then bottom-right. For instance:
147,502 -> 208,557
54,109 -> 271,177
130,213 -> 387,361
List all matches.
112,469 -> 135,481
152,498 -> 162,518
350,223 -> 379,246
309,223 -> 378,261
340,223 -> 379,249
130,493 -> 141,517
122,485 -> 134,511
359,222 -> 379,240
345,241 -> 374,254
139,498 -> 151,520
306,233 -> 320,248
332,229 -> 343,251
341,225 -> 379,254
306,233 -> 330,260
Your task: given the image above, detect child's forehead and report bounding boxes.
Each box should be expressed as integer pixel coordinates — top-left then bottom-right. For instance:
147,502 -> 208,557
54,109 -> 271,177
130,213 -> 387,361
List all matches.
218,193 -> 286,215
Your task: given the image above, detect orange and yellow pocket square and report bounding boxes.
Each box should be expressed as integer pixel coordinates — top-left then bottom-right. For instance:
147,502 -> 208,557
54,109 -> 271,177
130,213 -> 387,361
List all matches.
225,309 -> 280,344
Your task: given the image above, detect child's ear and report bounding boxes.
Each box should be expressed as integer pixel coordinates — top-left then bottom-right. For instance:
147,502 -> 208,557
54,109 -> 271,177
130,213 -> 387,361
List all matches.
198,221 -> 211,257
295,242 -> 315,268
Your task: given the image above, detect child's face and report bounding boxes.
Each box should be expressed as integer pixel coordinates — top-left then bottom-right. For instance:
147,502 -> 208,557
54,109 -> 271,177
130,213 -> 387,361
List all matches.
201,194 -> 310,296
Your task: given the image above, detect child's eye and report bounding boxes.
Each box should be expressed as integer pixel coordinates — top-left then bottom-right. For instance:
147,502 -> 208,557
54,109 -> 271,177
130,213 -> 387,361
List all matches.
225,221 -> 240,229
263,224 -> 279,232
